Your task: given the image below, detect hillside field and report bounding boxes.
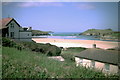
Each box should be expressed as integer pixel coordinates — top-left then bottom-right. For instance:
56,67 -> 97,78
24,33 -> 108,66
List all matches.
2,46 -> 118,79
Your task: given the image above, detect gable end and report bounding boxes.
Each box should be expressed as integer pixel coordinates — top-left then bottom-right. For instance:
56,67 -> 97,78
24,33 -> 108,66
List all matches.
6,18 -> 21,27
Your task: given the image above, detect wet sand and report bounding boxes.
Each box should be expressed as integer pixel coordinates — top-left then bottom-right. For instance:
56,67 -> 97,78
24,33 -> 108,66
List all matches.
32,38 -> 119,49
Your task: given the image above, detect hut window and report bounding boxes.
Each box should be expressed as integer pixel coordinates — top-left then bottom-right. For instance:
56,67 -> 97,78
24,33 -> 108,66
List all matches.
91,60 -> 95,67
80,58 -> 83,64
104,63 -> 110,71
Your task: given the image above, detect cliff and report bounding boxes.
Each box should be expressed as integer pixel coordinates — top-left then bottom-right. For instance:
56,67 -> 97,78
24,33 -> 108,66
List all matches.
80,29 -> 120,41
81,29 -> 113,36
32,30 -> 51,36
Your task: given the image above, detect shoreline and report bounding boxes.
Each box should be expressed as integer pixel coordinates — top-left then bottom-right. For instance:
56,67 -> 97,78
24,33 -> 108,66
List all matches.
32,38 -> 119,49
32,36 -> 119,42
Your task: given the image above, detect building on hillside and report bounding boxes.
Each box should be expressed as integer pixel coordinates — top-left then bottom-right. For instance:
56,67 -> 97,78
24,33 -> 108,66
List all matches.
0,17 -> 32,41
75,44 -> 119,75
19,27 -> 32,41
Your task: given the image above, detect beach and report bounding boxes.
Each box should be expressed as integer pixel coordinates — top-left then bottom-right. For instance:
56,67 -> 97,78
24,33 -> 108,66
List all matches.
32,38 -> 119,49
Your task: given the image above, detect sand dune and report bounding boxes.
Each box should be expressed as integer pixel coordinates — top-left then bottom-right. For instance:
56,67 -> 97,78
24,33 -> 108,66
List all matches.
32,38 -> 119,49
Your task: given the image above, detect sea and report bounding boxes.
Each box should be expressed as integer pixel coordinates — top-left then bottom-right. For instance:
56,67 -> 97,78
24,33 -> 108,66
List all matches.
33,32 -> 118,42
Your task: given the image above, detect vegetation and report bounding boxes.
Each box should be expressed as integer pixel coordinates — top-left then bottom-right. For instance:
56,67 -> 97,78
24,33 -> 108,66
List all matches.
105,31 -> 120,38
20,42 -> 61,56
32,30 -> 51,36
100,32 -> 120,41
81,29 -> 120,41
0,45 -> 2,79
107,47 -> 120,51
61,47 -> 86,62
2,37 -> 61,56
2,37 -> 17,47
81,29 -> 113,36
2,37 -> 119,78
3,47 -> 118,78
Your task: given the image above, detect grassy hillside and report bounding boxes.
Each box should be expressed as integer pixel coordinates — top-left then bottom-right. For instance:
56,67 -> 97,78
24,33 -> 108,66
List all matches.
2,37 -> 61,56
2,37 -> 118,78
32,30 -> 51,36
2,47 -> 118,78
0,46 -> 2,79
81,29 -> 113,36
105,32 -> 120,38
81,29 -> 120,41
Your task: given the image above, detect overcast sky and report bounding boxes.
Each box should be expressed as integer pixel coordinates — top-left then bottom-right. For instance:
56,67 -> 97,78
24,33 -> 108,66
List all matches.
2,2 -> 118,32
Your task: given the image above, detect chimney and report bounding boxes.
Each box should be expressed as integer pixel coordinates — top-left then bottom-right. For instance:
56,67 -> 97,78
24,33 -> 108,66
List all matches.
29,27 -> 32,30
93,44 -> 96,48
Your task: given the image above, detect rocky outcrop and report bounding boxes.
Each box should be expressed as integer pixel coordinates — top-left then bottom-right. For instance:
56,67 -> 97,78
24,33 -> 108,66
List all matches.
32,30 -> 51,36
81,29 -> 113,36
80,29 -> 120,41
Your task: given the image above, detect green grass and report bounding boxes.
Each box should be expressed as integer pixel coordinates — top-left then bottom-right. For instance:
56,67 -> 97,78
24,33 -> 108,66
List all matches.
32,30 -> 50,36
110,32 -> 120,38
82,29 -> 113,34
0,46 -> 2,79
61,47 -> 86,62
2,37 -> 61,56
82,29 -> 120,39
2,47 -> 118,78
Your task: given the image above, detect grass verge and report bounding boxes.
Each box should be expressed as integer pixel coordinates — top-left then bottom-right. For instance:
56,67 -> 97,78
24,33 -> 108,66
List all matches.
2,47 -> 118,78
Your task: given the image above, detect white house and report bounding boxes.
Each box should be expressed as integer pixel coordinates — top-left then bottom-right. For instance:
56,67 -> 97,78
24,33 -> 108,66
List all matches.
19,27 -> 32,41
75,45 -> 119,75
0,17 -> 32,41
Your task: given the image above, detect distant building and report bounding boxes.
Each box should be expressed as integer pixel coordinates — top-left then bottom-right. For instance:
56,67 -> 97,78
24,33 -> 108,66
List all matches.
0,17 -> 32,41
75,45 -> 119,75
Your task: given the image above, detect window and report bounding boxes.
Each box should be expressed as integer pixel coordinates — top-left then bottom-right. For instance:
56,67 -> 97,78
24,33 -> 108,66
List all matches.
10,23 -> 14,28
91,60 -> 95,67
80,58 -> 83,65
28,34 -> 29,36
104,63 -> 110,71
10,32 -> 14,38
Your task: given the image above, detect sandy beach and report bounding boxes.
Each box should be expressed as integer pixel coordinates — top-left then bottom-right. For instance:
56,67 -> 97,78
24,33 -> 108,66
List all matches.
32,38 -> 119,49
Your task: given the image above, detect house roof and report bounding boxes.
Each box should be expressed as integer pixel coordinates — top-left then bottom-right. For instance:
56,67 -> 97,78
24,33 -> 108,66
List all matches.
75,48 -> 119,65
0,18 -> 21,29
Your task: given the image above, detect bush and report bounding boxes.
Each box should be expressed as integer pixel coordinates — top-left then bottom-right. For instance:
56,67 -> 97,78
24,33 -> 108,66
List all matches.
2,47 -> 119,78
67,47 -> 86,50
45,44 -> 61,56
2,37 -> 23,51
2,37 -> 16,47
61,53 -> 75,62
21,42 -> 61,56
2,37 -> 61,56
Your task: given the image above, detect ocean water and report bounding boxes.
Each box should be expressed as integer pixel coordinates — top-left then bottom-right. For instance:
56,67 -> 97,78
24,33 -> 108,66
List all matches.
50,32 -> 99,40
33,32 -> 118,42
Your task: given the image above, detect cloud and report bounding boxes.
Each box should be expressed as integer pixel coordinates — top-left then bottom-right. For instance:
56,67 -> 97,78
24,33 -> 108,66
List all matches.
15,2 -> 64,7
76,3 -> 96,10
2,0 -> 119,2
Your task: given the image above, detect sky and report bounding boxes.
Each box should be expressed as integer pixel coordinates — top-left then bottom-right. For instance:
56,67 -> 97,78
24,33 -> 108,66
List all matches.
2,2 -> 119,32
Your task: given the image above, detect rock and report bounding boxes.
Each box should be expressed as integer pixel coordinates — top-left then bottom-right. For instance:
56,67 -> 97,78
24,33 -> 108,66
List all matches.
48,56 -> 65,61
